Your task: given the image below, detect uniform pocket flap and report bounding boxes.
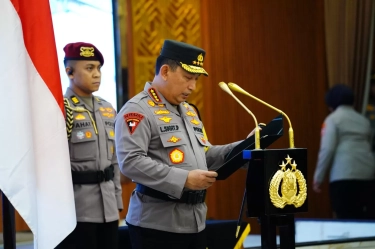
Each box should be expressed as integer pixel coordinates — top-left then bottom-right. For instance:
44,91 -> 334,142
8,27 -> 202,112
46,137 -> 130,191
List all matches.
159,132 -> 187,148
194,132 -> 212,147
105,128 -> 115,140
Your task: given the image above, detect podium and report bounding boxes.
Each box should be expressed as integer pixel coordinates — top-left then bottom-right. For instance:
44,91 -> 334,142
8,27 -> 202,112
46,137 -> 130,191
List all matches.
246,148 -> 308,249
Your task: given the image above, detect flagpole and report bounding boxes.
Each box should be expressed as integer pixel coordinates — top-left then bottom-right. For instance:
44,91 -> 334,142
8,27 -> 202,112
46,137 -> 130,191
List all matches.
2,191 -> 16,249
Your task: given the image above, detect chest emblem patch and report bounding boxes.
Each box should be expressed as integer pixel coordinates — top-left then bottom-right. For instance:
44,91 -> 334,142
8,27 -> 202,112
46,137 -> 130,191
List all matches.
76,131 -> 84,139
75,114 -> 85,120
159,116 -> 172,123
155,109 -> 170,115
169,148 -> 184,164
186,111 -> 196,117
124,112 -> 144,135
147,100 -> 155,107
85,131 -> 92,138
109,130 -> 115,137
190,118 -> 200,125
167,136 -> 181,143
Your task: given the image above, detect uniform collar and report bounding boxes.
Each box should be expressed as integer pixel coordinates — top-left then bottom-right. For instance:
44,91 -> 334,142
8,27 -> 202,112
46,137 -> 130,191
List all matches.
65,87 -> 101,112
144,82 -> 183,116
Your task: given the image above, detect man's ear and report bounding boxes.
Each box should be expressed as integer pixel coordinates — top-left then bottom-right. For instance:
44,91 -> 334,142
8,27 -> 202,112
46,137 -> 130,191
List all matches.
65,67 -> 74,77
160,64 -> 169,81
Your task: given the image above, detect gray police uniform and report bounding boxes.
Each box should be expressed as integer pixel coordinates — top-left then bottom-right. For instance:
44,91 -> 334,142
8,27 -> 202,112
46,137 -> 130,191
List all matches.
314,105 -> 375,184
115,82 -> 240,233
64,87 -> 123,223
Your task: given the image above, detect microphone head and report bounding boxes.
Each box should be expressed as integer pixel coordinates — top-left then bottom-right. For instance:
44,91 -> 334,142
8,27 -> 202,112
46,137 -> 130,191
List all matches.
218,82 -> 233,95
228,82 -> 247,94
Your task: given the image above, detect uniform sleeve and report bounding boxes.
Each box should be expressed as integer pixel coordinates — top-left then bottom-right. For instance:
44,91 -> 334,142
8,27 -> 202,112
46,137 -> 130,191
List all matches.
205,141 -> 242,171
313,117 -> 337,184
115,102 -> 189,199
111,144 -> 123,210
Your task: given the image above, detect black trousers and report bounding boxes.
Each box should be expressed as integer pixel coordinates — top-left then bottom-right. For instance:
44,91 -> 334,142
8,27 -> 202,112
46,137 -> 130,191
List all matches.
127,222 -> 207,249
55,220 -> 118,249
330,180 -> 375,220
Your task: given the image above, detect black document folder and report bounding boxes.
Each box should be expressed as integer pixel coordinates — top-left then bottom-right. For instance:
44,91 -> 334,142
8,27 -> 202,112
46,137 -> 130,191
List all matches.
216,115 -> 284,180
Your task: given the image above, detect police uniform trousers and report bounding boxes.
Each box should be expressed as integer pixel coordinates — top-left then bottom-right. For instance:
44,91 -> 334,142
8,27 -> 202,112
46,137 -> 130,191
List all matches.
55,220 -> 118,249
329,180 -> 375,219
126,222 -> 207,249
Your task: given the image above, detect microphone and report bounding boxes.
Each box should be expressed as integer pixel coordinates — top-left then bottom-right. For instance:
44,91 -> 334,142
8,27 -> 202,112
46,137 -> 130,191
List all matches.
219,82 -> 261,150
228,82 -> 295,148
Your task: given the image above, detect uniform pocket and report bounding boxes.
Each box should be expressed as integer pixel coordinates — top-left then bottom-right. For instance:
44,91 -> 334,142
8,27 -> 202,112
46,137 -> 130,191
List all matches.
159,133 -> 192,169
105,128 -> 115,160
70,129 -> 97,161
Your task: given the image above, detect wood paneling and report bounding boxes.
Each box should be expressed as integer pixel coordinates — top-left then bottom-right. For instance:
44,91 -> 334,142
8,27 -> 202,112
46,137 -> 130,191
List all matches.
200,0 -> 329,233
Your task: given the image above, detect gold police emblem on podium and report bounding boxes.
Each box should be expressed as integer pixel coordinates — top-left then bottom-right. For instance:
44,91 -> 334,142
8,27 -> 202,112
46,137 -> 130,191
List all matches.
269,155 -> 307,208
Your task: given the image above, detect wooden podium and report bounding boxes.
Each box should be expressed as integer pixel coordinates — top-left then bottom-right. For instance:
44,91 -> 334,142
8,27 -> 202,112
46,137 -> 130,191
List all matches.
245,148 -> 308,249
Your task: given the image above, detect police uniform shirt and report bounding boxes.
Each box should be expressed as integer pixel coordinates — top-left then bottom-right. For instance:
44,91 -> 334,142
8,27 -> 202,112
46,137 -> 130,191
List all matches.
65,87 -> 123,223
115,82 -> 241,233
314,105 -> 375,184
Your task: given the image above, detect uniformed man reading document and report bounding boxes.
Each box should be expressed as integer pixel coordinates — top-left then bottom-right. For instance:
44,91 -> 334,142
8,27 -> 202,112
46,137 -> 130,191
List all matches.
115,39 -> 254,248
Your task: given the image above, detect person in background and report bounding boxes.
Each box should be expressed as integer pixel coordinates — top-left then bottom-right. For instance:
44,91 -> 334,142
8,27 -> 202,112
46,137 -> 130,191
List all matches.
115,39 -> 255,249
313,83 -> 375,219
55,42 -> 124,249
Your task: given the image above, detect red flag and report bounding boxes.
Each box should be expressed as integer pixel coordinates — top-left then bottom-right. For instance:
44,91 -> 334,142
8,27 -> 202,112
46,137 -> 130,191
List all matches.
0,0 -> 76,248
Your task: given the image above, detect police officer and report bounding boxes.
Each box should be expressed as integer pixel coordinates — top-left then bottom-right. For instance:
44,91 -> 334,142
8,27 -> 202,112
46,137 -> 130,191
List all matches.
56,42 -> 123,249
115,40 -> 253,249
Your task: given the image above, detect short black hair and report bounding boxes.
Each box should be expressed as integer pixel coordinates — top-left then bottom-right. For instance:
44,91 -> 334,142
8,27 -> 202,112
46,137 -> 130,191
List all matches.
155,56 -> 179,75
325,83 -> 354,109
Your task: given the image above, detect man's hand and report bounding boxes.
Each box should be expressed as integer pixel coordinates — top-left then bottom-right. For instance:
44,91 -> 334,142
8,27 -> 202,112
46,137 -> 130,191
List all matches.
247,124 -> 264,138
185,169 -> 218,190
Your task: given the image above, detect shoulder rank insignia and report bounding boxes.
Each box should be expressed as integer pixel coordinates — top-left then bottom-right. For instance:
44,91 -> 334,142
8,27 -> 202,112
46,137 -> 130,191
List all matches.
148,100 -> 155,107
190,118 -> 200,125
105,107 -> 113,112
99,107 -> 105,112
269,155 -> 307,209
124,112 -> 144,135
75,114 -> 85,120
155,109 -> 170,115
183,103 -> 189,109
158,104 -> 164,107
169,148 -> 184,164
71,96 -> 80,104
167,136 -> 181,143
186,111 -> 196,117
159,116 -> 172,123
148,88 -> 162,103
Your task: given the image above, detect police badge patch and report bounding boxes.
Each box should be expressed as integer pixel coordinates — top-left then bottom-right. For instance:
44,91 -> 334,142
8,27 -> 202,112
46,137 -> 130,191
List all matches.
124,112 -> 144,135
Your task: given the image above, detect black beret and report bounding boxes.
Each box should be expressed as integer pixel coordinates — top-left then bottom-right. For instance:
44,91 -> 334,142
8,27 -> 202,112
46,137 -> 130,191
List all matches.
325,84 -> 354,109
63,42 -> 104,65
160,40 -> 208,76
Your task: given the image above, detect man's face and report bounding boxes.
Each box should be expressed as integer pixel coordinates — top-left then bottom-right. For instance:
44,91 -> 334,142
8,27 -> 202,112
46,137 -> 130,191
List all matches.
160,66 -> 200,105
68,60 -> 102,96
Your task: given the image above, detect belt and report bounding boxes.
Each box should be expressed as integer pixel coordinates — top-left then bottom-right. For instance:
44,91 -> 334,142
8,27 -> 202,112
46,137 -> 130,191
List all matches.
135,184 -> 206,205
72,165 -> 114,184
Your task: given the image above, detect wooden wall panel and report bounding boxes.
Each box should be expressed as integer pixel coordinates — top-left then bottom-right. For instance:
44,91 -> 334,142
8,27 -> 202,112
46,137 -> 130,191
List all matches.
200,0 -> 330,233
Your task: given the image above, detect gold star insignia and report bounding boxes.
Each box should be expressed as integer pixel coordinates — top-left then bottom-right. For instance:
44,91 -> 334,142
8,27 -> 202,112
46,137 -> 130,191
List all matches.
285,155 -> 293,165
291,160 -> 297,170
279,160 -> 287,171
